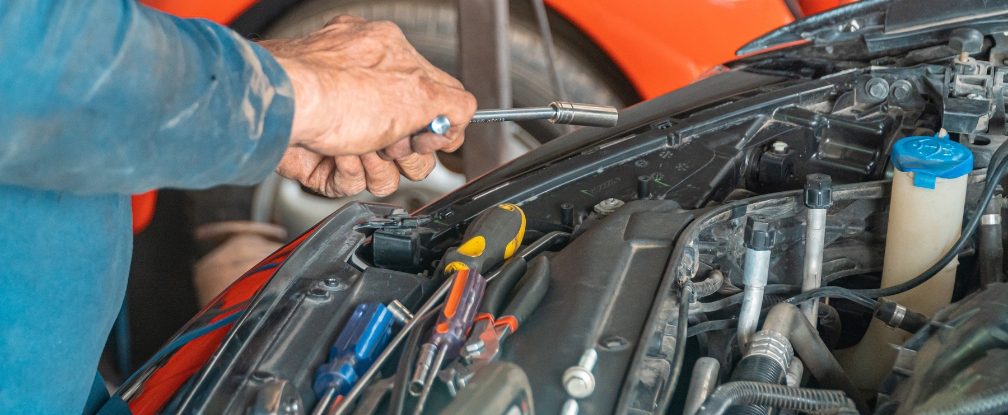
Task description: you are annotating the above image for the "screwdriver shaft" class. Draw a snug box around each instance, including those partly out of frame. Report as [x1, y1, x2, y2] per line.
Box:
[412, 346, 449, 415]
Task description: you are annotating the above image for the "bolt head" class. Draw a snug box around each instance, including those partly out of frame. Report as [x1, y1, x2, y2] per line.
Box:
[866, 78, 890, 100]
[891, 80, 914, 101]
[562, 367, 596, 398]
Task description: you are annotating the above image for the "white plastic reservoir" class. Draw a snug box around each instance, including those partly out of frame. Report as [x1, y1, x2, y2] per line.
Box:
[835, 134, 973, 393]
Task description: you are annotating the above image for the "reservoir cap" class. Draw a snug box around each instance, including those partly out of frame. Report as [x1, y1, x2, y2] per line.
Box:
[891, 135, 973, 189]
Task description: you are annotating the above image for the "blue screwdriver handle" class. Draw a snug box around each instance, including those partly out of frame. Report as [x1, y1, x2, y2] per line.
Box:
[313, 302, 395, 398]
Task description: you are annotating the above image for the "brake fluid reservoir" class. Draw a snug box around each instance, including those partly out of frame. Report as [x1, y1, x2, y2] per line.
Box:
[835, 134, 972, 393]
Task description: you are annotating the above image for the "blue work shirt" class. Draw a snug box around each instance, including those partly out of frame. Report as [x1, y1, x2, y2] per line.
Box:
[0, 1, 294, 413]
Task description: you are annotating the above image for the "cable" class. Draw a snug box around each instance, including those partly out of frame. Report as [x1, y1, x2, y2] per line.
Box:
[688, 318, 737, 338]
[785, 286, 876, 309]
[693, 284, 796, 313]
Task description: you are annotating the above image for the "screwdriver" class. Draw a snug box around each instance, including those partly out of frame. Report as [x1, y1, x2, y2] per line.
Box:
[426, 101, 618, 135]
[311, 302, 405, 415]
[440, 203, 527, 277]
[409, 267, 487, 415]
[410, 204, 526, 412]
[441, 255, 551, 395]
[327, 204, 526, 415]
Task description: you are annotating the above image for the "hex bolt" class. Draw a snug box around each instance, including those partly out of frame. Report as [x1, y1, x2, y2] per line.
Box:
[560, 399, 579, 415]
[563, 349, 598, 398]
[593, 198, 625, 215]
[866, 78, 890, 100]
[891, 80, 914, 102]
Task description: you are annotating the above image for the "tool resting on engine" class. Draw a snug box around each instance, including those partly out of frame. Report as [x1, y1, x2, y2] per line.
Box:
[311, 302, 401, 415]
[408, 203, 527, 414]
[409, 267, 486, 415]
[440, 255, 551, 396]
[425, 101, 618, 135]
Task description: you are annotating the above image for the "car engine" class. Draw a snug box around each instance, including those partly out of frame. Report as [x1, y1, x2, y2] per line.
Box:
[114, 1, 1008, 414]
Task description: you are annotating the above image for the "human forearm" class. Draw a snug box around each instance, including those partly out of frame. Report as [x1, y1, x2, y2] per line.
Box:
[0, 1, 294, 194]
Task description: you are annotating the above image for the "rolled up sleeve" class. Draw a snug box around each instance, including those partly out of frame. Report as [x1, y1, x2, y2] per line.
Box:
[0, 0, 294, 194]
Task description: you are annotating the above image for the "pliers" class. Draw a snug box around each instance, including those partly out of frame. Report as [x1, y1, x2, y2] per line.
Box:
[438, 255, 551, 396]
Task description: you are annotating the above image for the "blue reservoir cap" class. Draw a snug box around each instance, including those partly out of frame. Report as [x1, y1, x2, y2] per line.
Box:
[891, 135, 973, 189]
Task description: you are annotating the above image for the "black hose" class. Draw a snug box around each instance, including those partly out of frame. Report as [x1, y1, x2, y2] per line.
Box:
[785, 286, 876, 310]
[695, 382, 857, 415]
[979, 194, 1003, 286]
[688, 318, 737, 338]
[693, 285, 797, 313]
[762, 303, 869, 414]
[693, 269, 725, 299]
[915, 383, 1008, 415]
[656, 281, 694, 412]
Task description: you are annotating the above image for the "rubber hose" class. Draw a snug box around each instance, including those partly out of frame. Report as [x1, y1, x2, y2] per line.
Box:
[979, 195, 1003, 286]
[727, 355, 788, 415]
[761, 303, 869, 414]
[693, 269, 725, 299]
[696, 382, 856, 415]
[916, 384, 1008, 415]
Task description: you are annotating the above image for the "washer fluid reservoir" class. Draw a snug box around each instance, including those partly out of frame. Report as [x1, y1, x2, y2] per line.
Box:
[835, 134, 973, 394]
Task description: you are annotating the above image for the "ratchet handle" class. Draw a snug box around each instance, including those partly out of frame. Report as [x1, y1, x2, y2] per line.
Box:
[426, 101, 618, 133]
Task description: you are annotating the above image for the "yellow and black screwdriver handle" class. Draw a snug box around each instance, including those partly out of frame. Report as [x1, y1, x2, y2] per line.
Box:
[442, 204, 526, 276]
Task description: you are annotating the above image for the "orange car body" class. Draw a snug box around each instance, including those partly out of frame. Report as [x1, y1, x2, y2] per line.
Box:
[141, 0, 847, 100]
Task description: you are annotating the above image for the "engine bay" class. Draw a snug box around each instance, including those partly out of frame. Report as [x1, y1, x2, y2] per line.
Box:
[119, 2, 1008, 414]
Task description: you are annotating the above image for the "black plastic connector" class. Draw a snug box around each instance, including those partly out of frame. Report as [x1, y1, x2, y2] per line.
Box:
[804, 174, 833, 209]
[874, 298, 930, 334]
[745, 216, 775, 251]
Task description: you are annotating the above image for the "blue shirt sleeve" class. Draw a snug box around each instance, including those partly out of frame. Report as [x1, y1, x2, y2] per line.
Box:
[0, 1, 295, 194]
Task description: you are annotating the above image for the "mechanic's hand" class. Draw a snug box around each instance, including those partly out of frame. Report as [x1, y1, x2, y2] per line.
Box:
[276, 147, 437, 197]
[259, 15, 476, 196]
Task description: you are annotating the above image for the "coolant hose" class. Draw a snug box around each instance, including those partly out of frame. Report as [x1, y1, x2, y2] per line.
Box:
[693, 269, 725, 299]
[761, 303, 869, 415]
[696, 381, 857, 415]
